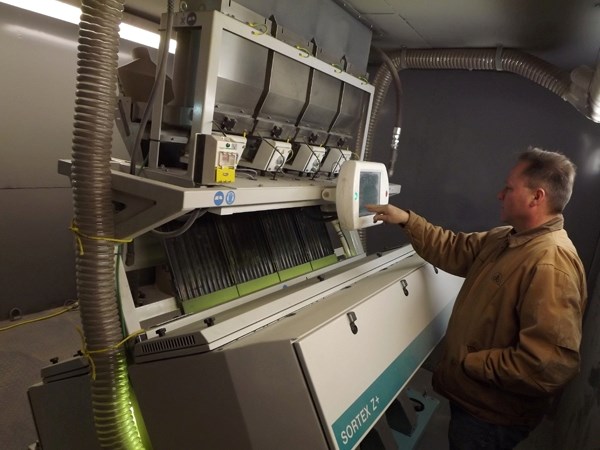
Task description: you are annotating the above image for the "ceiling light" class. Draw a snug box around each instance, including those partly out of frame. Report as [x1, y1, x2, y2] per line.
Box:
[1, 0, 176, 53]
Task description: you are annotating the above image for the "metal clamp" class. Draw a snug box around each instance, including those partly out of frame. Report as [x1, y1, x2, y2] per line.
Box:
[295, 45, 310, 58]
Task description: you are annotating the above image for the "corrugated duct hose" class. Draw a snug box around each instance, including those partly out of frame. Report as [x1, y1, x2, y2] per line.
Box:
[70, 0, 144, 448]
[364, 47, 572, 172]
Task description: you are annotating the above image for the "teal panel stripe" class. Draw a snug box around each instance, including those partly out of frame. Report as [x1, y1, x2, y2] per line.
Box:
[331, 301, 453, 450]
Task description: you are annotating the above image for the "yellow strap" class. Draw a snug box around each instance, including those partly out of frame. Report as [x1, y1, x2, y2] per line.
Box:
[69, 221, 132, 255]
[76, 327, 146, 380]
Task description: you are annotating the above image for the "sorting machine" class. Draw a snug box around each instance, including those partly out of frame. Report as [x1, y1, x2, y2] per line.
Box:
[28, 2, 463, 449]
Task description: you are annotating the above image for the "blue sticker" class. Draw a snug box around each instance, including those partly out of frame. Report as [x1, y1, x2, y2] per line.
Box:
[225, 191, 236, 205]
[214, 191, 224, 206]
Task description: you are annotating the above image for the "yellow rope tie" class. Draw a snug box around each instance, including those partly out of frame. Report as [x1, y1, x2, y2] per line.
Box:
[69, 221, 132, 255]
[76, 327, 146, 380]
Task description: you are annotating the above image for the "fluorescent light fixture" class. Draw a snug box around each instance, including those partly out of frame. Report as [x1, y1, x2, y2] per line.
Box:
[1, 0, 176, 53]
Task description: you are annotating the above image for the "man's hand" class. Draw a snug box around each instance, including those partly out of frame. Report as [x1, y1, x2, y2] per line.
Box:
[366, 204, 410, 225]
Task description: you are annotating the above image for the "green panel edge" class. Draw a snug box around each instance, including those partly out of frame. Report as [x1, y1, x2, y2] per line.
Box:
[181, 286, 239, 314]
[310, 254, 339, 270]
[279, 262, 313, 282]
[237, 272, 281, 296]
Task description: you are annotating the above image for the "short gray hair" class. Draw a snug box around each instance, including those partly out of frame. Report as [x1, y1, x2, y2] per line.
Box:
[518, 147, 576, 213]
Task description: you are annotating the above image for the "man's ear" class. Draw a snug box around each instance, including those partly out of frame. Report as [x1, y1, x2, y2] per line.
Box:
[530, 188, 546, 206]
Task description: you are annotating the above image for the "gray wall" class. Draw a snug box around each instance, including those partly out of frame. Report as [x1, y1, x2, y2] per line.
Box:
[366, 69, 600, 450]
[0, 4, 142, 318]
[366, 70, 600, 291]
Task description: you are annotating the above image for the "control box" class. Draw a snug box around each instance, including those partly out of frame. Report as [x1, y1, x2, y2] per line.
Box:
[319, 148, 352, 175]
[285, 143, 326, 174]
[239, 138, 293, 172]
[195, 133, 246, 184]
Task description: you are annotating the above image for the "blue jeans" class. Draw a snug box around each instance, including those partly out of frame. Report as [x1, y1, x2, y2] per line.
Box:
[448, 403, 532, 450]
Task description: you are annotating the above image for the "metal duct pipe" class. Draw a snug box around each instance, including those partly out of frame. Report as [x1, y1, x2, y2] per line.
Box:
[587, 56, 600, 122]
[71, 0, 143, 448]
[373, 47, 403, 178]
[365, 47, 574, 168]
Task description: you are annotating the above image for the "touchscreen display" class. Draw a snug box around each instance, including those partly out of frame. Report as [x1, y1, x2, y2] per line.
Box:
[358, 171, 380, 216]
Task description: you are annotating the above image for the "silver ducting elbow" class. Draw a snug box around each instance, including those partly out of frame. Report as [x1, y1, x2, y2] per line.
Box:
[388, 126, 401, 177]
[391, 126, 401, 151]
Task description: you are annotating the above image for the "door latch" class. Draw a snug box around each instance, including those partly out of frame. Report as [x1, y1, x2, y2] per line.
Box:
[400, 279, 409, 296]
[347, 311, 358, 335]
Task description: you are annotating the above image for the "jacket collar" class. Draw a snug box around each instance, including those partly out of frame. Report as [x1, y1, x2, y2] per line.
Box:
[506, 215, 564, 248]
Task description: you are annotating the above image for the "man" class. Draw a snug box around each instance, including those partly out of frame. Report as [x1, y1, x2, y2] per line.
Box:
[367, 147, 587, 450]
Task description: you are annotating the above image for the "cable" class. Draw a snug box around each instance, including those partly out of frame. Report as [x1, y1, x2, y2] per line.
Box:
[332, 220, 351, 257]
[0, 302, 79, 332]
[235, 170, 257, 180]
[236, 167, 258, 178]
[211, 120, 228, 137]
[129, 3, 175, 175]
[151, 208, 207, 238]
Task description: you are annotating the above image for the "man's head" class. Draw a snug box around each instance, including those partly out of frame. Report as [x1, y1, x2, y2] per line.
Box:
[498, 147, 576, 231]
[518, 147, 576, 214]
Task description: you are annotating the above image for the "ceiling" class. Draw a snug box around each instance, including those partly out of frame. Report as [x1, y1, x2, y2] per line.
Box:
[122, 0, 600, 70]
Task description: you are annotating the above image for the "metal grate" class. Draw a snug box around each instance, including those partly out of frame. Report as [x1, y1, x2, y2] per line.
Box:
[135, 333, 200, 357]
[160, 207, 335, 304]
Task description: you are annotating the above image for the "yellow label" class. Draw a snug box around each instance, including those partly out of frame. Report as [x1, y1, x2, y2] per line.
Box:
[216, 167, 235, 183]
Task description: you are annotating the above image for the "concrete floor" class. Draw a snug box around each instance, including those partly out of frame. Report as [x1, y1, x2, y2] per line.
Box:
[0, 305, 82, 450]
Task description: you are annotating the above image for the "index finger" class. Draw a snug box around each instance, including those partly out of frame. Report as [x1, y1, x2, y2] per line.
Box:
[365, 204, 384, 213]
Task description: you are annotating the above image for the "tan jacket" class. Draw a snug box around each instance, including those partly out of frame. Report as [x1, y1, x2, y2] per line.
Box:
[404, 212, 587, 427]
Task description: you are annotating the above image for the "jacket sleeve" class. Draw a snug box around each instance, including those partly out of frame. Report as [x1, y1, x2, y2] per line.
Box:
[403, 211, 488, 278]
[462, 263, 585, 396]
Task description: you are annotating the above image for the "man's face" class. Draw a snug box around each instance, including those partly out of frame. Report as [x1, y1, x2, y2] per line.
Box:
[497, 161, 536, 229]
